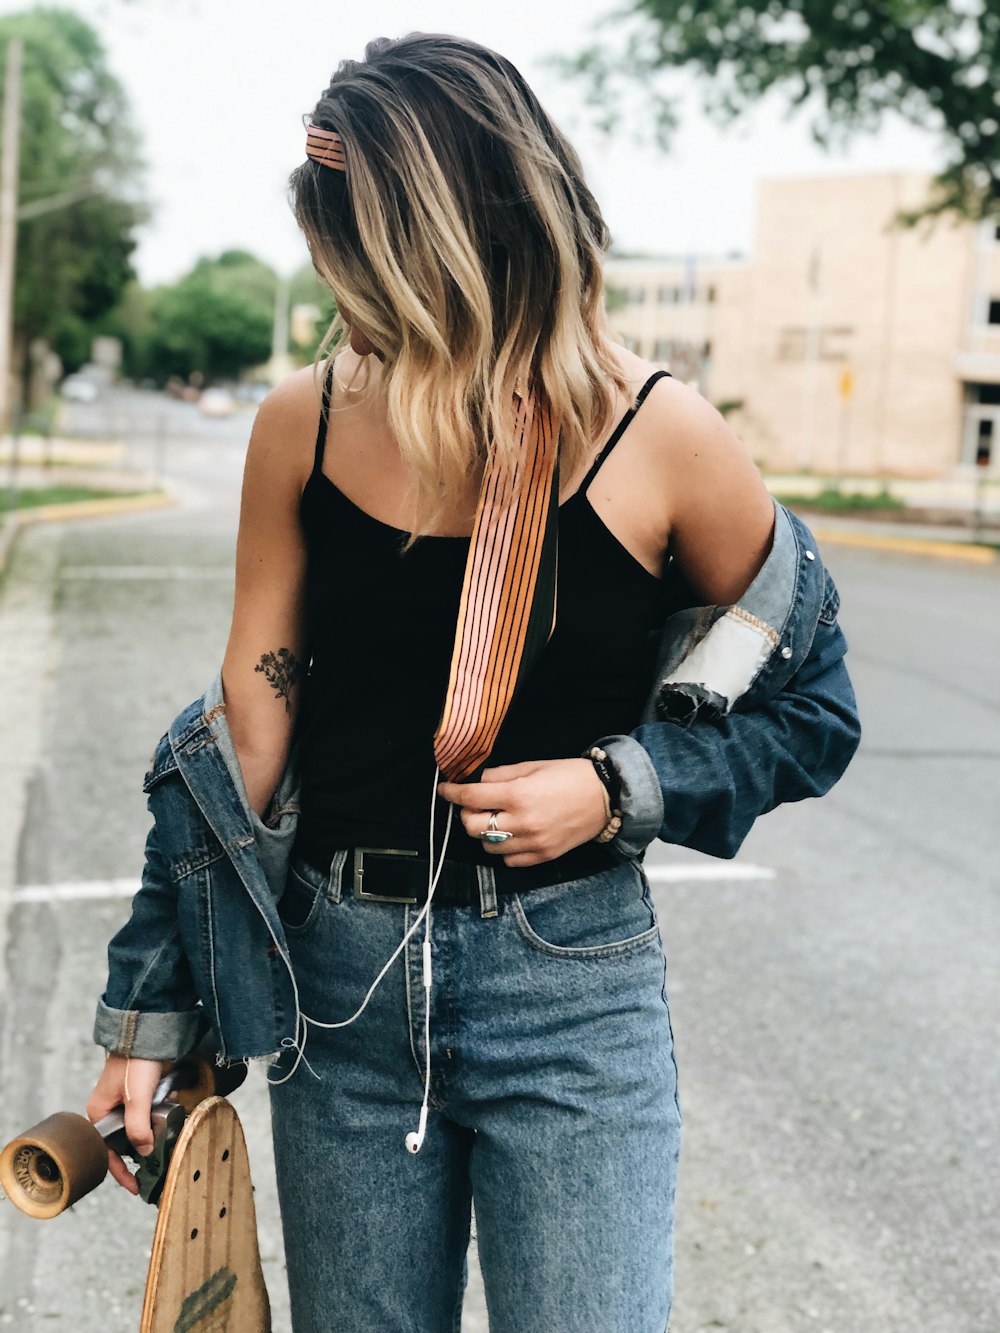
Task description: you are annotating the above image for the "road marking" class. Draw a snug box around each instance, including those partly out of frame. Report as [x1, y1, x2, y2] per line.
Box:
[7, 864, 777, 904]
[10, 879, 137, 904]
[644, 862, 775, 882]
[61, 566, 231, 580]
[811, 527, 998, 564]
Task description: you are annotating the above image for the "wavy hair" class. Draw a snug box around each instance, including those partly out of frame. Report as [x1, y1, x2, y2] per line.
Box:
[290, 32, 628, 538]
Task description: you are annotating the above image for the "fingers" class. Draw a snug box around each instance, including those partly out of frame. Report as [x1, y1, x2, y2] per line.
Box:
[107, 1148, 140, 1195]
[437, 779, 516, 811]
[122, 1060, 164, 1158]
[87, 1054, 164, 1192]
[479, 762, 542, 782]
[441, 758, 602, 864]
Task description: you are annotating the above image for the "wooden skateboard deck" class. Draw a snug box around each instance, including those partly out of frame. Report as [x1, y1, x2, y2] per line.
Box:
[140, 1095, 270, 1333]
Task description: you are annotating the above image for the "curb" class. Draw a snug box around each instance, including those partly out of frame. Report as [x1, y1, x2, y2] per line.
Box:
[0, 491, 175, 579]
[811, 526, 998, 564]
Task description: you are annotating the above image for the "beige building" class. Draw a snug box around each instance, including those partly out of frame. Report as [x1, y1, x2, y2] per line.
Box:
[605, 170, 1000, 478]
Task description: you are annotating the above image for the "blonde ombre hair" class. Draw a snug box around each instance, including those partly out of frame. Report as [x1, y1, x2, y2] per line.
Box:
[290, 32, 628, 537]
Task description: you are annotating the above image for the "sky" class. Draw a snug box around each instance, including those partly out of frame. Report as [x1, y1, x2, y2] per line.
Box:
[5, 0, 949, 285]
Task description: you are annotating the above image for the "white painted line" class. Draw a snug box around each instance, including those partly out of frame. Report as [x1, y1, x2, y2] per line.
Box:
[644, 862, 776, 883]
[7, 865, 777, 904]
[11, 879, 137, 904]
[61, 566, 230, 580]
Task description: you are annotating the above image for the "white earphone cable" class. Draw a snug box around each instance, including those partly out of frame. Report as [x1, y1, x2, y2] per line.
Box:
[270, 765, 453, 1143]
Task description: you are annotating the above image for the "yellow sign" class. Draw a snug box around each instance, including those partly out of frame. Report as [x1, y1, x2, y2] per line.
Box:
[838, 366, 854, 400]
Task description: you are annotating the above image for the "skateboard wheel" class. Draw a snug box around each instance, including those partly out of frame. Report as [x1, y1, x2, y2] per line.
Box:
[0, 1112, 108, 1219]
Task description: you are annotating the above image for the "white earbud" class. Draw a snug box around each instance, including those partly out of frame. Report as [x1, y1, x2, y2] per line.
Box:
[406, 1101, 429, 1154]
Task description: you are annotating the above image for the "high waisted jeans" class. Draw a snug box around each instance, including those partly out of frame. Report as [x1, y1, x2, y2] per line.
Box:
[267, 851, 683, 1333]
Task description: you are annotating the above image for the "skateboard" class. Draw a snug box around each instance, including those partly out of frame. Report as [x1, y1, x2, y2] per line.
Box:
[0, 1044, 271, 1332]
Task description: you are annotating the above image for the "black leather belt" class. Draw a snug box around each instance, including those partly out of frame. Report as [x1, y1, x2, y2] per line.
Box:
[321, 842, 617, 908]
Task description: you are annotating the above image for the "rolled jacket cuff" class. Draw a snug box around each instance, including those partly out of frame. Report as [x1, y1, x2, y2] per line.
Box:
[93, 997, 206, 1061]
[592, 734, 664, 860]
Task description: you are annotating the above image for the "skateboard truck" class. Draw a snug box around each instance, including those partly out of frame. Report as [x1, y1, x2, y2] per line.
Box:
[0, 1044, 247, 1219]
[97, 1075, 192, 1206]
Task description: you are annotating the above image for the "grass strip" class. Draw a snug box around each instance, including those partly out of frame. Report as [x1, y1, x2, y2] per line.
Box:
[0, 485, 149, 512]
[773, 487, 905, 514]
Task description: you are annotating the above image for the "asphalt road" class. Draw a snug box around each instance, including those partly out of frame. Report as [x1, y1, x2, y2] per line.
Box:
[0, 397, 998, 1332]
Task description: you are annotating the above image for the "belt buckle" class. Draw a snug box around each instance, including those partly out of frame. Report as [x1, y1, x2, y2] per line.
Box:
[353, 847, 420, 904]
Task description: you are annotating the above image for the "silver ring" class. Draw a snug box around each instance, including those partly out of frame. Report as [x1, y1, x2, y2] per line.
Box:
[480, 810, 513, 845]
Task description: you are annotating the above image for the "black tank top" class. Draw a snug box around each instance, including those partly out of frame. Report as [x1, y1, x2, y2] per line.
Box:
[293, 368, 672, 870]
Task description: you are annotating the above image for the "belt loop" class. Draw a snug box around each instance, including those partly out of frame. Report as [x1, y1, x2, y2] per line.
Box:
[477, 863, 498, 919]
[328, 848, 348, 903]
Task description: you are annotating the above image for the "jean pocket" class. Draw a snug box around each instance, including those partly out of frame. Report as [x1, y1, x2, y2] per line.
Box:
[277, 857, 333, 938]
[511, 862, 660, 960]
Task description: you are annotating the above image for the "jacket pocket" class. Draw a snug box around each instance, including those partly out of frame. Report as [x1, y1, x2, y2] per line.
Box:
[276, 857, 332, 938]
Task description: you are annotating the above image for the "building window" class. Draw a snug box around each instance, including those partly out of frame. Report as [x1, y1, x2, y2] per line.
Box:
[970, 382, 1000, 404]
[702, 340, 712, 360]
[652, 339, 672, 362]
[976, 419, 994, 467]
[657, 285, 674, 305]
[706, 284, 717, 303]
[626, 286, 647, 306]
[989, 298, 1000, 324]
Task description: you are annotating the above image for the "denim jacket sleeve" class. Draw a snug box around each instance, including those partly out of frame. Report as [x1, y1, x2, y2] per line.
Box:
[594, 502, 861, 861]
[92, 735, 210, 1061]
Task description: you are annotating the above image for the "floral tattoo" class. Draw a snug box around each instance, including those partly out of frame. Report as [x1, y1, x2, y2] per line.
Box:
[254, 647, 302, 713]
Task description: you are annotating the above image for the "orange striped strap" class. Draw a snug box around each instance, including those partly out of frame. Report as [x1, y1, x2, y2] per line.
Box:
[305, 122, 560, 782]
[433, 388, 559, 781]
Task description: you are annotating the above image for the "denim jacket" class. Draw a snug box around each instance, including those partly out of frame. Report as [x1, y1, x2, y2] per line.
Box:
[93, 501, 860, 1064]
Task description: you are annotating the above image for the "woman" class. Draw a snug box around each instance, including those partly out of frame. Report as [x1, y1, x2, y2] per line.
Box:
[87, 32, 860, 1333]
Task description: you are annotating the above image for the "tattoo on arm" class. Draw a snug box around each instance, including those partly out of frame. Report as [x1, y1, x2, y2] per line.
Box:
[254, 647, 302, 714]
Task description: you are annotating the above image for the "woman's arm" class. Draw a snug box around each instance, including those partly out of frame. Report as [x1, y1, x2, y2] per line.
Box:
[651, 375, 776, 603]
[221, 368, 321, 817]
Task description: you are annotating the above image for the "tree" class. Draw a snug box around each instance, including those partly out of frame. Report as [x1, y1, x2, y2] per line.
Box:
[113, 253, 275, 384]
[0, 8, 147, 394]
[288, 260, 336, 361]
[558, 0, 1000, 230]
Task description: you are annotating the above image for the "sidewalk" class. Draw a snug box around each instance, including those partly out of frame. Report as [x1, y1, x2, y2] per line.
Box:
[804, 513, 999, 563]
[765, 474, 1000, 562]
[0, 430, 172, 578]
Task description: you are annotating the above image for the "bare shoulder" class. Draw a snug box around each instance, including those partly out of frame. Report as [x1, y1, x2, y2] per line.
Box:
[603, 338, 762, 497]
[247, 361, 330, 480]
[604, 338, 774, 602]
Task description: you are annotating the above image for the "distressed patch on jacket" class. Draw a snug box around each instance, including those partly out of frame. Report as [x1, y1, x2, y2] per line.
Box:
[658, 605, 778, 720]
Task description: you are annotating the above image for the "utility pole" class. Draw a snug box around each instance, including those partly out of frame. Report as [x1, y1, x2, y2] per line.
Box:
[0, 37, 23, 436]
[798, 244, 823, 473]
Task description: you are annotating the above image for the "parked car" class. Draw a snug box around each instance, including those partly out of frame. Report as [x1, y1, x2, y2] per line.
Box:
[61, 375, 99, 403]
[198, 387, 237, 417]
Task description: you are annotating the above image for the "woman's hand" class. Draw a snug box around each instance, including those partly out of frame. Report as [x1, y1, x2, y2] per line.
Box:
[86, 1054, 165, 1195]
[438, 759, 608, 866]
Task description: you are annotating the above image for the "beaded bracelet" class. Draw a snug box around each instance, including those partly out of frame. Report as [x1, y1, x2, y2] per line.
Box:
[583, 745, 623, 844]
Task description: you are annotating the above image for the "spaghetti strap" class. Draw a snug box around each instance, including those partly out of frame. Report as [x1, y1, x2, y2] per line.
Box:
[312, 362, 335, 475]
[579, 369, 673, 493]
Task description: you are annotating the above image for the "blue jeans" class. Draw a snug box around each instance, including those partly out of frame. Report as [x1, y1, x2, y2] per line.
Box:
[268, 852, 682, 1333]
